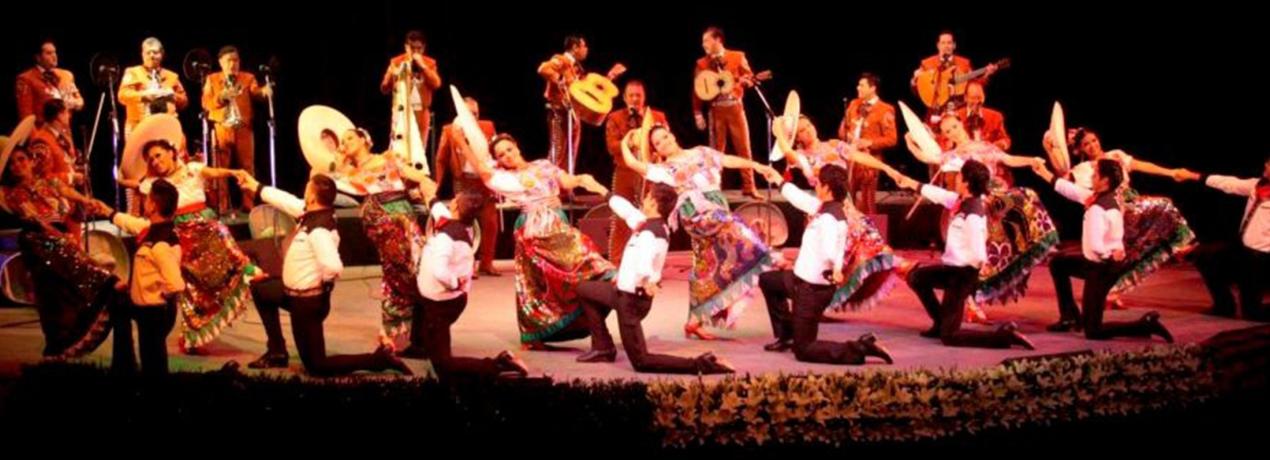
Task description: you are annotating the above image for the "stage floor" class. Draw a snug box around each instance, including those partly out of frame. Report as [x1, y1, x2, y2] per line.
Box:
[0, 249, 1258, 381]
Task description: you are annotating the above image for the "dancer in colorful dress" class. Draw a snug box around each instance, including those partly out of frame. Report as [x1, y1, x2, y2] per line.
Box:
[1042, 126, 1198, 308]
[451, 87, 615, 349]
[904, 116, 1059, 307]
[772, 115, 900, 315]
[0, 118, 117, 358]
[122, 115, 258, 353]
[617, 122, 778, 339]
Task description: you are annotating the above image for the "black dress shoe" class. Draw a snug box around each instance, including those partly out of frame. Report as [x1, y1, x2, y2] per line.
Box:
[857, 333, 894, 364]
[495, 351, 530, 377]
[1141, 311, 1174, 343]
[1046, 319, 1081, 333]
[247, 351, 289, 369]
[220, 360, 242, 374]
[695, 352, 735, 374]
[397, 345, 429, 359]
[999, 322, 1036, 350]
[920, 327, 941, 339]
[763, 339, 793, 352]
[576, 349, 617, 363]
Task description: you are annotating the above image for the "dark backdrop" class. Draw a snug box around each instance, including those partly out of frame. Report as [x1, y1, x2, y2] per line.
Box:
[4, 3, 1265, 241]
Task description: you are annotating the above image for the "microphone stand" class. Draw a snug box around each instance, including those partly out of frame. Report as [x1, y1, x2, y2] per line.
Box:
[83, 80, 113, 247]
[747, 77, 780, 246]
[261, 66, 278, 186]
[102, 69, 123, 229]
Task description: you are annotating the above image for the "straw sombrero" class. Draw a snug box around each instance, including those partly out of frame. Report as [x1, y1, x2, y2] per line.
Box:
[121, 114, 185, 182]
[0, 116, 38, 178]
[0, 116, 38, 214]
[298, 105, 354, 175]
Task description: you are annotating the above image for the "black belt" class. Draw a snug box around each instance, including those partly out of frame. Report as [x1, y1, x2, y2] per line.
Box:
[284, 283, 332, 298]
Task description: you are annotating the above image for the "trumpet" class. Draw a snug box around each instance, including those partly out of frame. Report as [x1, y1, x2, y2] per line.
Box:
[221, 73, 245, 128]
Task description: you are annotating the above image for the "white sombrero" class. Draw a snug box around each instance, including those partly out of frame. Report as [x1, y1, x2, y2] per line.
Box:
[121, 114, 185, 182]
[298, 105, 355, 175]
[0, 116, 37, 178]
[0, 116, 37, 214]
[768, 90, 801, 162]
[1048, 101, 1071, 176]
[898, 101, 942, 165]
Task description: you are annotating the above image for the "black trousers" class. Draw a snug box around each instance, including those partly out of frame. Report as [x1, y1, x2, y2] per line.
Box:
[759, 270, 867, 364]
[1193, 241, 1269, 320]
[111, 298, 177, 377]
[251, 278, 288, 355]
[760, 271, 797, 342]
[1049, 250, 1154, 340]
[577, 280, 703, 373]
[417, 294, 502, 378]
[907, 264, 1013, 348]
[255, 287, 393, 376]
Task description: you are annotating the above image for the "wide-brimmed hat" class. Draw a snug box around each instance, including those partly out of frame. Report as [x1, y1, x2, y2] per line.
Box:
[298, 105, 355, 175]
[121, 114, 184, 182]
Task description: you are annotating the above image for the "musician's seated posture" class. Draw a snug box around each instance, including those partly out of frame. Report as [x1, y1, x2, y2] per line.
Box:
[954, 82, 1010, 151]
